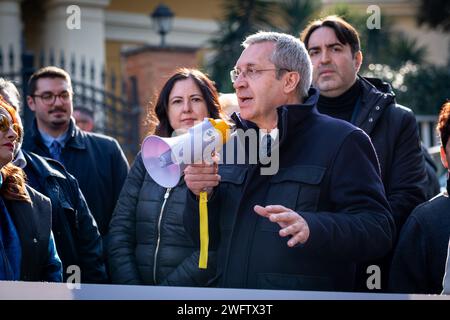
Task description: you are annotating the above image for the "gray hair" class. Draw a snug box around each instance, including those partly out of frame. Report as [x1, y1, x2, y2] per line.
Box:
[0, 77, 20, 111]
[243, 31, 312, 100]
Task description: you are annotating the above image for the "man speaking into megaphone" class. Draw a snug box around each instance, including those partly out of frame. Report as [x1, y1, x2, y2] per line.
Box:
[183, 31, 395, 291]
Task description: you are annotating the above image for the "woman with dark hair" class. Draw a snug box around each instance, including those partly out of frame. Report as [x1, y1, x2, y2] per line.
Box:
[0, 92, 62, 282]
[108, 68, 222, 285]
[148, 68, 223, 137]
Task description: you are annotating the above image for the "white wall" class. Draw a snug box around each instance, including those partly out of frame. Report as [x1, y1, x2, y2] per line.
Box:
[42, 0, 110, 83]
[0, 0, 22, 73]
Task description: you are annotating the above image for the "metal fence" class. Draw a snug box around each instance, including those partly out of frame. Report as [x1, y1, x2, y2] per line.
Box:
[0, 44, 442, 160]
[0, 45, 141, 161]
[416, 115, 439, 149]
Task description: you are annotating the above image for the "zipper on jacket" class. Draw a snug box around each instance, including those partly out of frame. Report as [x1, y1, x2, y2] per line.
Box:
[153, 187, 171, 284]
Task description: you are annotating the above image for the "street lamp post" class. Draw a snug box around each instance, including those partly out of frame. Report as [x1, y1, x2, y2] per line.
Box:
[151, 4, 174, 47]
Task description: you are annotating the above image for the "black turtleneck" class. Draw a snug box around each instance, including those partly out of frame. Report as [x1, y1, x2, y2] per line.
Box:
[317, 79, 362, 123]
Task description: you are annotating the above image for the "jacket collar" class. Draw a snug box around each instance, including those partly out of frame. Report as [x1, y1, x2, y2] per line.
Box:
[22, 150, 66, 180]
[65, 118, 87, 149]
[231, 87, 319, 131]
[231, 87, 319, 147]
[276, 87, 319, 144]
[29, 118, 86, 150]
[353, 76, 396, 134]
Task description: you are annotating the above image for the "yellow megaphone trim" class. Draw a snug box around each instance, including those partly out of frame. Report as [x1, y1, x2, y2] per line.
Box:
[198, 191, 209, 269]
[198, 118, 232, 269]
[208, 118, 232, 144]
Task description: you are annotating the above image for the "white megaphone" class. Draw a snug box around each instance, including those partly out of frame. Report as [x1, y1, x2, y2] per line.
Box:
[141, 118, 233, 188]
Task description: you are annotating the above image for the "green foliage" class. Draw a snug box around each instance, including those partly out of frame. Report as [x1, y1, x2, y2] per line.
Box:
[363, 62, 450, 115]
[417, 0, 450, 31]
[208, 0, 318, 92]
[324, 4, 427, 71]
[397, 64, 450, 115]
[276, 0, 321, 37]
[331, 4, 446, 115]
[386, 35, 427, 69]
[323, 4, 445, 115]
[208, 0, 446, 115]
[208, 0, 277, 92]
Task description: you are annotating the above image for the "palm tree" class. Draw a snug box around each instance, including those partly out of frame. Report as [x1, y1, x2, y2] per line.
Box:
[208, 0, 320, 92]
[276, 0, 321, 37]
[325, 4, 426, 71]
[418, 0, 450, 31]
[387, 34, 427, 69]
[208, 0, 276, 92]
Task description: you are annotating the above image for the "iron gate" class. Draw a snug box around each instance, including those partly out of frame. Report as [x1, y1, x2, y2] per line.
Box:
[0, 46, 141, 161]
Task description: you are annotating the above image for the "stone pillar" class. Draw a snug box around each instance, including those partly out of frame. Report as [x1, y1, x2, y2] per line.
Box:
[0, 0, 22, 73]
[123, 45, 199, 141]
[42, 0, 110, 83]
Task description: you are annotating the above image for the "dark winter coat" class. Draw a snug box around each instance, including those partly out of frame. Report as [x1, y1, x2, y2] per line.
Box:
[389, 191, 450, 294]
[184, 88, 395, 291]
[22, 150, 107, 283]
[6, 186, 62, 281]
[345, 77, 430, 292]
[349, 77, 428, 229]
[108, 153, 216, 286]
[23, 119, 129, 236]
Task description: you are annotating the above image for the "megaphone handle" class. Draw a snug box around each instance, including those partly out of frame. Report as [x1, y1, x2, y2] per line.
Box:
[198, 191, 209, 269]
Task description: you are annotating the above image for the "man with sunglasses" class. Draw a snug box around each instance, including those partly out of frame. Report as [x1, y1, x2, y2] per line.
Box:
[183, 31, 395, 291]
[22, 67, 129, 262]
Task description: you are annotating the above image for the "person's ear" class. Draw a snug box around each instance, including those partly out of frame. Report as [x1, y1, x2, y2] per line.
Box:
[26, 95, 36, 111]
[354, 51, 363, 73]
[283, 71, 300, 95]
[440, 145, 449, 169]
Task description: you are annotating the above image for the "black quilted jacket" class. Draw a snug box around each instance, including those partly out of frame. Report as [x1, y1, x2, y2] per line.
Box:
[108, 153, 216, 286]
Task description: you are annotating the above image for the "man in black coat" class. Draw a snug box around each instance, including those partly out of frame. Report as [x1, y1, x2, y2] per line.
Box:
[183, 31, 395, 291]
[301, 15, 429, 232]
[22, 66, 129, 237]
[20, 150, 107, 283]
[1, 78, 107, 283]
[301, 16, 430, 291]
[389, 101, 450, 294]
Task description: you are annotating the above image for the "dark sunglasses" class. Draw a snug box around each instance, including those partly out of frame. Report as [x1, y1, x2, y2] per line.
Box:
[0, 113, 23, 142]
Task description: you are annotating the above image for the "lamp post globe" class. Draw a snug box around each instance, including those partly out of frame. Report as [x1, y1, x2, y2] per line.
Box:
[151, 4, 174, 47]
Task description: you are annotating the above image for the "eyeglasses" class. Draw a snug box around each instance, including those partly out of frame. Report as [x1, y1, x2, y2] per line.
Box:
[32, 91, 71, 105]
[230, 67, 289, 83]
[0, 114, 22, 142]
